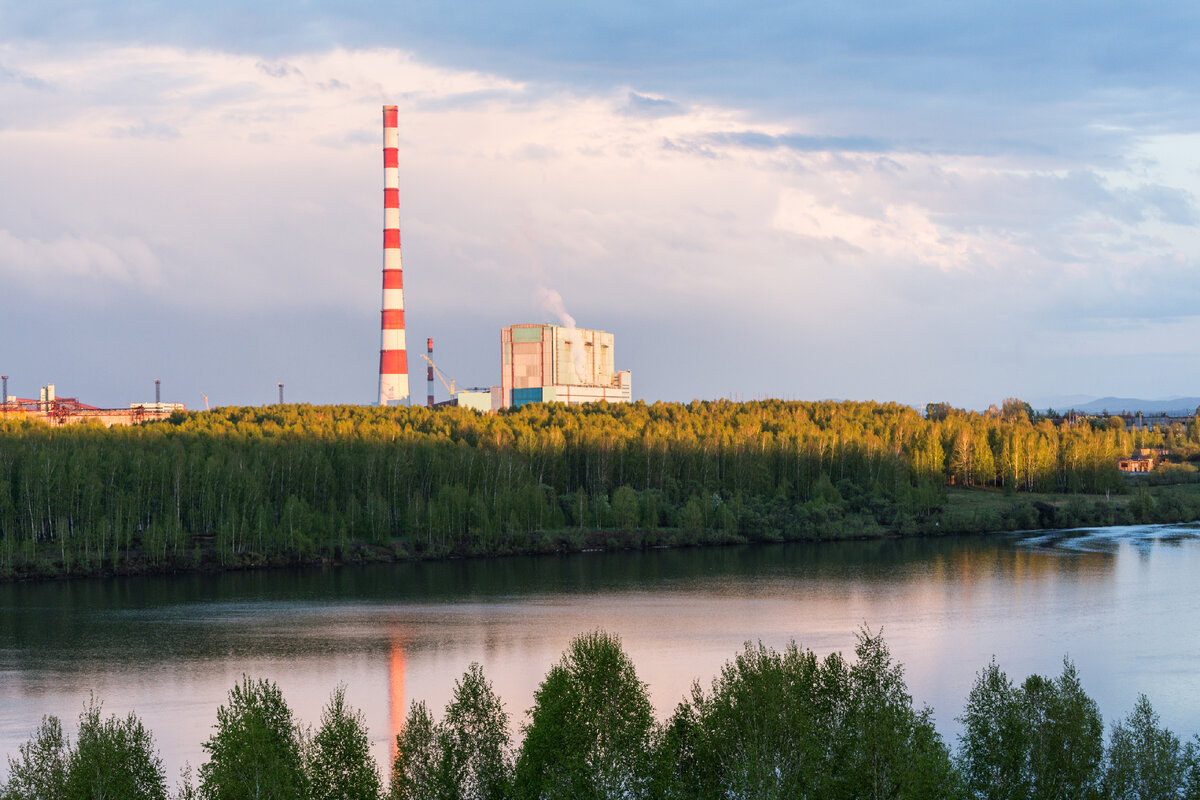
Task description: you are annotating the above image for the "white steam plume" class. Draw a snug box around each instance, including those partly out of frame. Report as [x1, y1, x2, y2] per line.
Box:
[536, 287, 589, 383]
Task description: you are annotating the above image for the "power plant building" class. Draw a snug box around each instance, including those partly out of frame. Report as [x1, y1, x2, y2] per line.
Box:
[500, 324, 631, 409]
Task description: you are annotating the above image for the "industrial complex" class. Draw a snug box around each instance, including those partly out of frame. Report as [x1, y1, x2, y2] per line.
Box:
[3, 103, 631, 421]
[375, 105, 632, 414]
[0, 378, 183, 427]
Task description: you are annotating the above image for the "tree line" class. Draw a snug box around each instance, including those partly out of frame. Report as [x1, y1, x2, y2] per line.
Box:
[2, 400, 1200, 578]
[4, 629, 1199, 799]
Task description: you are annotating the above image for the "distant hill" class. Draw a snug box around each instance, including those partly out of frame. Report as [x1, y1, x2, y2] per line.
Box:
[1045, 397, 1200, 416]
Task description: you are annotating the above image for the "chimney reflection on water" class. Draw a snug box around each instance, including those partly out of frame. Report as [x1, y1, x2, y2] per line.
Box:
[389, 636, 405, 764]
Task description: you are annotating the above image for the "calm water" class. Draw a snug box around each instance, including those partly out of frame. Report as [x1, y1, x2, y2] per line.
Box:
[2, 525, 1199, 779]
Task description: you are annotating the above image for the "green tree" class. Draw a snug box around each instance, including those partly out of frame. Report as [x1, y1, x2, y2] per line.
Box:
[390, 664, 512, 800]
[679, 497, 705, 534]
[1022, 660, 1103, 800]
[199, 677, 307, 800]
[1001, 399, 1033, 424]
[515, 631, 655, 800]
[62, 698, 168, 800]
[0, 398, 1174, 577]
[306, 686, 381, 800]
[926, 402, 953, 422]
[973, 436, 996, 487]
[1184, 737, 1200, 800]
[1, 715, 69, 800]
[440, 663, 513, 800]
[390, 702, 439, 800]
[957, 660, 1030, 800]
[1104, 694, 1184, 800]
[660, 641, 843, 799]
[660, 631, 959, 800]
[611, 486, 639, 530]
[176, 764, 201, 800]
[840, 628, 960, 800]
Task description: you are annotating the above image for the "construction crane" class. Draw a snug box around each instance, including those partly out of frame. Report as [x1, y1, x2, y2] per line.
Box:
[417, 353, 460, 405]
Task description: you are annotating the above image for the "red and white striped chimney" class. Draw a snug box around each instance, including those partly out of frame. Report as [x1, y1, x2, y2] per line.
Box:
[379, 105, 409, 405]
[427, 337, 435, 408]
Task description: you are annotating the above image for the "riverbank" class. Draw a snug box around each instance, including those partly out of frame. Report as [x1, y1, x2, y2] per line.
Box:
[3, 401, 1198, 582]
[4, 481, 1197, 582]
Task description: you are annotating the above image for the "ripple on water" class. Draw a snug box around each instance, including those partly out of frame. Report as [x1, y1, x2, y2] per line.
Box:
[1015, 523, 1200, 554]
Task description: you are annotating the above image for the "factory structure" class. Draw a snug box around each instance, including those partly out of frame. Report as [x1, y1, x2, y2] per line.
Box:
[377, 105, 632, 414]
[6, 103, 631, 419]
[416, 323, 632, 413]
[500, 324, 631, 409]
[0, 379, 184, 427]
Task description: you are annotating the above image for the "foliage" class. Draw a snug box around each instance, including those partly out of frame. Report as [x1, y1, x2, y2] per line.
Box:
[1104, 695, 1186, 800]
[1023, 661, 1104, 800]
[63, 698, 168, 800]
[2, 398, 1182, 579]
[307, 686, 381, 800]
[391, 664, 512, 800]
[958, 661, 1030, 800]
[0, 702, 167, 800]
[958, 658, 1103, 800]
[515, 631, 655, 800]
[440, 664, 513, 800]
[661, 630, 959, 799]
[8, 633, 1200, 800]
[660, 641, 839, 799]
[1, 716, 68, 800]
[841, 629, 961, 799]
[198, 676, 307, 800]
[391, 702, 439, 800]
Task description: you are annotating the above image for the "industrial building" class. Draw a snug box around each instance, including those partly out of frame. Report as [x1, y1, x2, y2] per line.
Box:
[374, 105, 632, 414]
[500, 324, 631, 409]
[455, 388, 500, 413]
[0, 383, 183, 427]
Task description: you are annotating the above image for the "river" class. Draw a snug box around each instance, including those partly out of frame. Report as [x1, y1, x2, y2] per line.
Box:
[2, 524, 1198, 780]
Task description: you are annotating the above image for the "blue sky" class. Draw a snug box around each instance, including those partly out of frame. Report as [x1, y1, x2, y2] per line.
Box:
[2, 1, 1199, 409]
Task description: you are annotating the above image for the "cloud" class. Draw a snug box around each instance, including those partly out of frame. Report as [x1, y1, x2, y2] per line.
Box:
[620, 91, 683, 118]
[1129, 183, 1198, 225]
[694, 130, 892, 153]
[0, 229, 162, 288]
[108, 119, 181, 139]
[0, 40, 1199, 408]
[0, 62, 50, 90]
[12, 1, 1200, 163]
[256, 60, 303, 79]
[772, 189, 977, 271]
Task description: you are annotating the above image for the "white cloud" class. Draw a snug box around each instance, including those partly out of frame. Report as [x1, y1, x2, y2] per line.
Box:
[771, 189, 977, 271]
[0, 229, 162, 288]
[0, 41, 1198, 406]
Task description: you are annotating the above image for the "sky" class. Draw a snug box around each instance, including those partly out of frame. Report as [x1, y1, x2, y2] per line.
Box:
[3, 1, 1200, 410]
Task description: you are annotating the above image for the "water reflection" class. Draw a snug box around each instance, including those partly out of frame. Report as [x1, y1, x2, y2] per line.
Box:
[389, 637, 405, 762]
[2, 526, 1199, 782]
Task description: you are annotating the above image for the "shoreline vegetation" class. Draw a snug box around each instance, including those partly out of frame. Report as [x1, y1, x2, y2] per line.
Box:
[1, 399, 1199, 582]
[4, 629, 1199, 799]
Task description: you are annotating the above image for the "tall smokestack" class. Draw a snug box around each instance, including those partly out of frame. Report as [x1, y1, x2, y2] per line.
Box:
[378, 105, 409, 405]
[427, 337, 434, 408]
